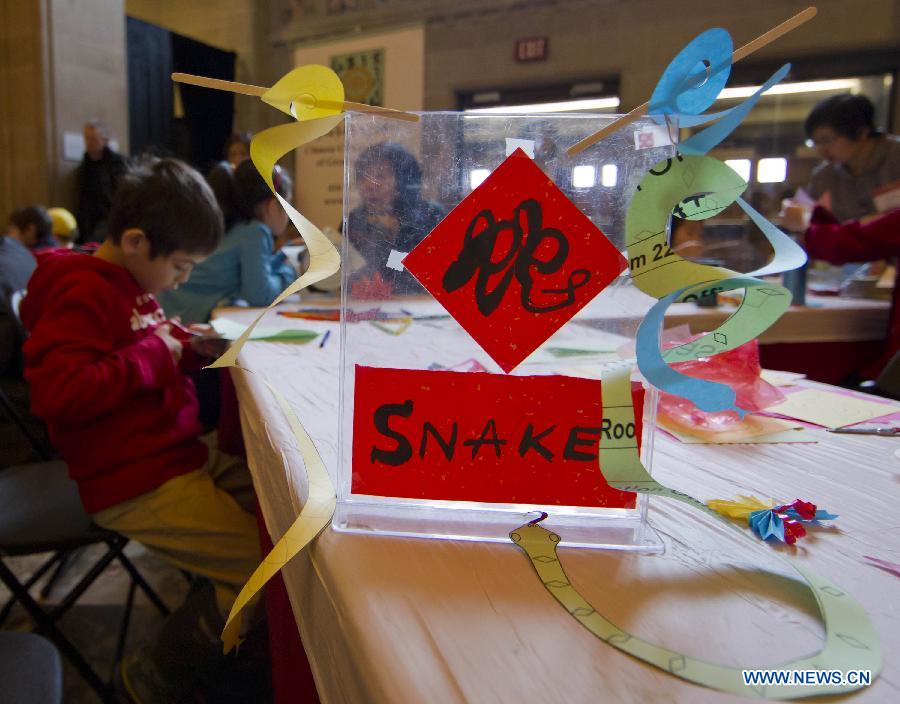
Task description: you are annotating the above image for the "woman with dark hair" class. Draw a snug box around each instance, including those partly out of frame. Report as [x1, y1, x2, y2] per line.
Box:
[782, 95, 900, 282]
[347, 142, 446, 294]
[804, 94, 900, 223]
[207, 132, 253, 230]
[206, 165, 240, 231]
[158, 160, 296, 323]
[223, 132, 251, 168]
[6, 206, 57, 251]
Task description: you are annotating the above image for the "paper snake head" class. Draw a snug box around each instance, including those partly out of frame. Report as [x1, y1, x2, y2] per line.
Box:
[510, 514, 561, 548]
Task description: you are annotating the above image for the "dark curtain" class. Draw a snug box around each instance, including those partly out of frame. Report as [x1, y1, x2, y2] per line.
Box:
[172, 34, 236, 172]
[126, 17, 173, 158]
[126, 18, 235, 170]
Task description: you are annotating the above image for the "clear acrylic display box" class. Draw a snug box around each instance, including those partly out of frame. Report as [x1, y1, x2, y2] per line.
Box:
[334, 111, 675, 550]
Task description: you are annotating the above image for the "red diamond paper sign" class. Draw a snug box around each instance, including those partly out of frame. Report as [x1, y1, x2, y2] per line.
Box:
[403, 148, 627, 372]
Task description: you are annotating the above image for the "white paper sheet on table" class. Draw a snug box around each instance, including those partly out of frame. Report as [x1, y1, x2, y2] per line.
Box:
[766, 388, 900, 428]
[760, 369, 806, 387]
[211, 316, 319, 342]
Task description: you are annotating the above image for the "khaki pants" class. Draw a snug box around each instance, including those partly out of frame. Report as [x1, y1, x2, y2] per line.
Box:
[92, 446, 261, 616]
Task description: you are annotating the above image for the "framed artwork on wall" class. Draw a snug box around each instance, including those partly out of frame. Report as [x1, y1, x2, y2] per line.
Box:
[330, 48, 385, 106]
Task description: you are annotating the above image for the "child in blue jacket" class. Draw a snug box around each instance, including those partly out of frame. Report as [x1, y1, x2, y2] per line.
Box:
[159, 161, 296, 322]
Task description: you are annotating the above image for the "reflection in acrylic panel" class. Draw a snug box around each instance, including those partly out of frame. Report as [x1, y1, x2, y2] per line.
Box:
[330, 48, 384, 106]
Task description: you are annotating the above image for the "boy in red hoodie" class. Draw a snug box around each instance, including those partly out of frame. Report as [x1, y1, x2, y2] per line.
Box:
[21, 158, 263, 701]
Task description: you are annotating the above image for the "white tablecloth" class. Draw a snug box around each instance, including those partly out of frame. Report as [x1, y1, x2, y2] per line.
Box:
[225, 308, 899, 703]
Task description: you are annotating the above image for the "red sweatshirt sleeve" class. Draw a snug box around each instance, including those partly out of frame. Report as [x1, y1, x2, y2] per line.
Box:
[178, 340, 207, 373]
[24, 274, 178, 424]
[805, 206, 900, 265]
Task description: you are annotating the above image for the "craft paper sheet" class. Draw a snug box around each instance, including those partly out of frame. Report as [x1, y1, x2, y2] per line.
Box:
[352, 366, 640, 508]
[765, 388, 900, 428]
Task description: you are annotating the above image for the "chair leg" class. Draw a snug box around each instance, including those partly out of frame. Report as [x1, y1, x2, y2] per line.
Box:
[104, 537, 172, 687]
[112, 539, 171, 617]
[1, 536, 173, 701]
[39, 546, 85, 599]
[0, 550, 64, 626]
[48, 542, 122, 621]
[0, 558, 116, 703]
[111, 576, 137, 684]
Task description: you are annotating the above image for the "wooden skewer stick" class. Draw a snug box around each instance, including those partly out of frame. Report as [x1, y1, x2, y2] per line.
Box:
[566, 6, 818, 156]
[171, 72, 420, 123]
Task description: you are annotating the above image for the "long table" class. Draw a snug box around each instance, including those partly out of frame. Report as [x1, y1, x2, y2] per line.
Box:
[669, 295, 891, 383]
[665, 294, 889, 345]
[223, 306, 899, 703]
[582, 290, 891, 384]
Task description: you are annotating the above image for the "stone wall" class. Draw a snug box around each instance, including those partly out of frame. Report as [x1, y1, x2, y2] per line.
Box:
[0, 0, 128, 218]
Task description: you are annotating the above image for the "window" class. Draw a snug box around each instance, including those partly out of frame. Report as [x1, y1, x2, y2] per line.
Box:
[572, 165, 596, 188]
[600, 164, 618, 188]
[465, 97, 620, 114]
[757, 157, 787, 184]
[459, 79, 620, 114]
[724, 159, 752, 182]
[469, 169, 490, 190]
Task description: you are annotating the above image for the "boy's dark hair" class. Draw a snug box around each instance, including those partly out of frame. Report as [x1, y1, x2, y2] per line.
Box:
[107, 158, 223, 257]
[232, 161, 292, 222]
[805, 94, 878, 140]
[8, 206, 55, 248]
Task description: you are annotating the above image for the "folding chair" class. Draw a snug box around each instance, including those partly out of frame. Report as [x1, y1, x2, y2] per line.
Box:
[0, 631, 63, 704]
[0, 386, 171, 703]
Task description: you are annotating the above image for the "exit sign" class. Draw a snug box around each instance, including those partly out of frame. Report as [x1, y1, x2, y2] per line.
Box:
[515, 36, 548, 62]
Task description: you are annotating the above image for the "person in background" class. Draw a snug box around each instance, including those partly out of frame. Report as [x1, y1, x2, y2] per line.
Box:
[805, 94, 900, 223]
[347, 142, 446, 295]
[804, 206, 900, 380]
[207, 131, 253, 230]
[159, 159, 296, 323]
[20, 158, 267, 701]
[0, 215, 37, 377]
[76, 119, 128, 243]
[47, 207, 79, 248]
[533, 136, 573, 191]
[223, 131, 251, 168]
[6, 206, 57, 251]
[1, 206, 50, 462]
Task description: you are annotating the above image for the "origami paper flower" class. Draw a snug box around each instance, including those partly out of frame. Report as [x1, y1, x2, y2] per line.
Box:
[707, 495, 776, 519]
[781, 519, 807, 545]
[779, 499, 839, 523]
[748, 508, 785, 542]
[779, 499, 816, 520]
[709, 495, 838, 545]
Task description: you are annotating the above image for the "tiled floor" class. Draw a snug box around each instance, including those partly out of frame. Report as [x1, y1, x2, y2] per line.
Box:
[0, 541, 189, 703]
